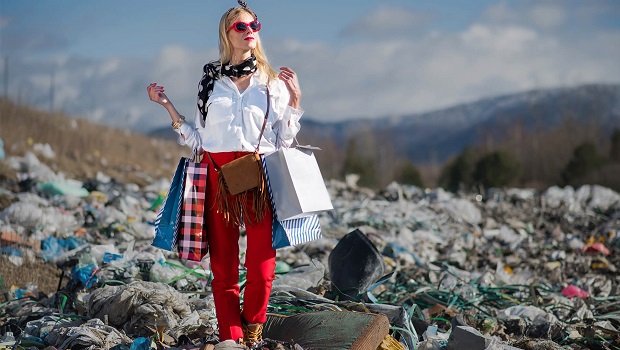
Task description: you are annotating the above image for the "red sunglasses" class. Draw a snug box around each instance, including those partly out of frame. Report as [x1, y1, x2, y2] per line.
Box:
[227, 20, 262, 33]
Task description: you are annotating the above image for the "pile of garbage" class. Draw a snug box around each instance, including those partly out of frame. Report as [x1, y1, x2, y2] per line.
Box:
[1, 148, 619, 349]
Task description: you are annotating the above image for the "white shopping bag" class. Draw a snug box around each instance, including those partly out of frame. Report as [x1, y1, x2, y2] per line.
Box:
[263, 145, 333, 220]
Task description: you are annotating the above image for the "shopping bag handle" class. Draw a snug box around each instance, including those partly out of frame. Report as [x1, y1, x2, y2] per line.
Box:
[192, 148, 203, 163]
[280, 137, 321, 151]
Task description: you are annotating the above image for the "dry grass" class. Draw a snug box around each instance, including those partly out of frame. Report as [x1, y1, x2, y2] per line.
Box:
[0, 98, 186, 187]
[0, 100, 189, 294]
[0, 255, 65, 299]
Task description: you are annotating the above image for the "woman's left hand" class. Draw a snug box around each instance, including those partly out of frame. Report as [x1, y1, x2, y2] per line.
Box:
[279, 67, 301, 109]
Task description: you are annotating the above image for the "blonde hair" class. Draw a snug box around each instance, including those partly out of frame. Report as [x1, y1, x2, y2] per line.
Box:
[218, 7, 278, 83]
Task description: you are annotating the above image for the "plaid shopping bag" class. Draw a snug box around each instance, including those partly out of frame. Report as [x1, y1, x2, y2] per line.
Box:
[177, 160, 209, 261]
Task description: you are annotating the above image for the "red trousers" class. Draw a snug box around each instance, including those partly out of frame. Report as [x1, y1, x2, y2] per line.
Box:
[203, 151, 276, 341]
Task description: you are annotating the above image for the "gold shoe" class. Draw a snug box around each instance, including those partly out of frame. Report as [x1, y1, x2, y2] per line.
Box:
[241, 320, 263, 348]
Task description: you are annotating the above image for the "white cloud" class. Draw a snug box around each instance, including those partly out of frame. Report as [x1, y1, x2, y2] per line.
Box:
[98, 59, 120, 76]
[281, 2, 620, 120]
[460, 24, 538, 53]
[340, 6, 430, 38]
[485, 2, 515, 23]
[528, 4, 567, 29]
[4, 1, 620, 130]
[152, 45, 216, 99]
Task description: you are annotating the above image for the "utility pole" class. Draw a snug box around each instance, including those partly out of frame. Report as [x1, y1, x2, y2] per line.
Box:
[0, 57, 4, 135]
[50, 70, 55, 112]
[3, 57, 7, 98]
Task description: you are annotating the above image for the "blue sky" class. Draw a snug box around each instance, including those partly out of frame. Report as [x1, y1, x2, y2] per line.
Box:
[1, 0, 619, 130]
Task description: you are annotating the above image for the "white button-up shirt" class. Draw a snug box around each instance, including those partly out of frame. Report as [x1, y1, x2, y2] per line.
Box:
[176, 72, 303, 154]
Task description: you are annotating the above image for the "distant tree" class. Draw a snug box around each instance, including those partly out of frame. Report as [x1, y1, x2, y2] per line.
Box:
[342, 138, 378, 188]
[611, 128, 620, 163]
[395, 160, 423, 187]
[473, 150, 522, 188]
[561, 142, 607, 185]
[439, 146, 475, 192]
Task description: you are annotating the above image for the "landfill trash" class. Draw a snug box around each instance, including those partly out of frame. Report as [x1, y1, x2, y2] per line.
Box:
[87, 281, 193, 338]
[263, 311, 390, 349]
[328, 228, 387, 301]
[561, 285, 590, 298]
[273, 259, 325, 291]
[445, 326, 488, 350]
[1, 147, 620, 349]
[32, 143, 56, 159]
[583, 242, 611, 255]
[37, 180, 90, 198]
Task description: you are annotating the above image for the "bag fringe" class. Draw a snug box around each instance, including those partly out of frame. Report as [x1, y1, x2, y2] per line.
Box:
[214, 162, 269, 226]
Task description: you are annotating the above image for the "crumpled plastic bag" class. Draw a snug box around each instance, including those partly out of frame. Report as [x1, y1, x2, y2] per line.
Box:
[87, 281, 192, 338]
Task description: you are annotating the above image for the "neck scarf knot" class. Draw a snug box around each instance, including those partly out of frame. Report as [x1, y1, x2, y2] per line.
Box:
[197, 55, 258, 120]
[222, 55, 258, 78]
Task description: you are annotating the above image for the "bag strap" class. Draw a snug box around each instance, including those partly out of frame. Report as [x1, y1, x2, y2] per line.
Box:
[207, 85, 271, 171]
[207, 152, 220, 171]
[255, 86, 270, 153]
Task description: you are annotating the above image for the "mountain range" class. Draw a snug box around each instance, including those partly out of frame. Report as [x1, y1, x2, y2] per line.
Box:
[149, 83, 620, 164]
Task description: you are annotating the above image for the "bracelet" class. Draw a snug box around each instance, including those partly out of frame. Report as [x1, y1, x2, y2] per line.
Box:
[171, 115, 186, 130]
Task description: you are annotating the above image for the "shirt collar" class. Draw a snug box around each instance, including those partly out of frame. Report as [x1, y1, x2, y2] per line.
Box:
[221, 71, 261, 92]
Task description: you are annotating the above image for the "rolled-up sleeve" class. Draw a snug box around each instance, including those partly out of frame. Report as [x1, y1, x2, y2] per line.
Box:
[174, 108, 204, 152]
[270, 79, 303, 147]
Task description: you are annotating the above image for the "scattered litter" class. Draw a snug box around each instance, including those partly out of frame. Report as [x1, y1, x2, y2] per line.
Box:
[1, 149, 619, 349]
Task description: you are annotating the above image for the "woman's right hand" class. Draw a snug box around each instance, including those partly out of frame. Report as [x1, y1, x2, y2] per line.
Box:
[147, 82, 170, 106]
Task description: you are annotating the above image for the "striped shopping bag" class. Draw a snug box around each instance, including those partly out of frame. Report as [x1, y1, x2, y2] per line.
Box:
[272, 214, 322, 249]
[177, 160, 210, 261]
[261, 156, 323, 249]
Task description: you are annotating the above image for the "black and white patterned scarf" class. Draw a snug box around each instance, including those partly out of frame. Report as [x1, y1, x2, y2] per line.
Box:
[197, 55, 258, 120]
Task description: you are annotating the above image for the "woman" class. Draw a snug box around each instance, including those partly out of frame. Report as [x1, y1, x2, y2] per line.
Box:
[146, 2, 303, 348]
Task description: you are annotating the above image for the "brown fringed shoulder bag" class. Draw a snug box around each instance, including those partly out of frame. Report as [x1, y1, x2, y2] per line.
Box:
[207, 87, 271, 224]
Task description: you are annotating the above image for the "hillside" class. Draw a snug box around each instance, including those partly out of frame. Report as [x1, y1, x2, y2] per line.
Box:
[0, 99, 187, 187]
[3, 83, 619, 190]
[148, 84, 620, 166]
[385, 83, 620, 162]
